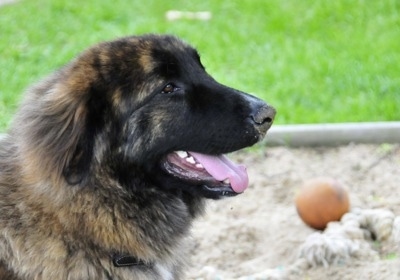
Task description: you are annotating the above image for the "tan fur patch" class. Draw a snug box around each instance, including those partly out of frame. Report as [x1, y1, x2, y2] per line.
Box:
[139, 51, 155, 74]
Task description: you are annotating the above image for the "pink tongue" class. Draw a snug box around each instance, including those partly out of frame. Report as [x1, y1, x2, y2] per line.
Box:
[189, 152, 249, 193]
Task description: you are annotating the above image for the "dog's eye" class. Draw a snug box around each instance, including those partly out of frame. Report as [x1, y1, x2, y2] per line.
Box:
[162, 83, 178, 94]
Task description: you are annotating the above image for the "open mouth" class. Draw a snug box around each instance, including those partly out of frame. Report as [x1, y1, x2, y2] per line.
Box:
[161, 151, 249, 197]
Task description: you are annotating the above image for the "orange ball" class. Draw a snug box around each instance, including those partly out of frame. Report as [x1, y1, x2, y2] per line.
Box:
[295, 177, 350, 230]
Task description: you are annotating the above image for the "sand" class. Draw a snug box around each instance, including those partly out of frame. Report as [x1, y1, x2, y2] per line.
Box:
[187, 144, 400, 280]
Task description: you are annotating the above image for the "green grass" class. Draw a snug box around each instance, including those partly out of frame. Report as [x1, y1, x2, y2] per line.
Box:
[1, 0, 399, 131]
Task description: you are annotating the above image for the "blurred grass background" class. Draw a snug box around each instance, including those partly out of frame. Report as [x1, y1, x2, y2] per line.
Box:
[0, 0, 399, 131]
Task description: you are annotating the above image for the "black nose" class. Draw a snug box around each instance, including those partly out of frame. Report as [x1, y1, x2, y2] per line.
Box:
[250, 104, 276, 126]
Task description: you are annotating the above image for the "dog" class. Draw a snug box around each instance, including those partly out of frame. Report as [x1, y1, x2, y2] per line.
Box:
[0, 34, 275, 279]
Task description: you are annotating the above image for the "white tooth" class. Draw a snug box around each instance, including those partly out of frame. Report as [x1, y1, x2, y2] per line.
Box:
[176, 151, 188, 158]
[195, 163, 204, 169]
[223, 179, 230, 185]
[186, 156, 196, 164]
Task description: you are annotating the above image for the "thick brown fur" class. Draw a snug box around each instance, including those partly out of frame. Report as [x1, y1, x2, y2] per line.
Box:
[0, 34, 275, 279]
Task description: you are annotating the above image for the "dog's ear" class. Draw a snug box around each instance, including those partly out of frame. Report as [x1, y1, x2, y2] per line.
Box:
[15, 62, 105, 186]
[62, 89, 107, 185]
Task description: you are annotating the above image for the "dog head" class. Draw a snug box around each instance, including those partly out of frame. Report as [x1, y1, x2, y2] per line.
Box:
[15, 35, 275, 199]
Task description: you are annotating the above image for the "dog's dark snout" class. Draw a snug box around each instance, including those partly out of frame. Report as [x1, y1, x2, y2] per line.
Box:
[251, 104, 276, 126]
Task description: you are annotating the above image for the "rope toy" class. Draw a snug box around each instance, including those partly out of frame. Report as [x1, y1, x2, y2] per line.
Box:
[191, 208, 400, 280]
